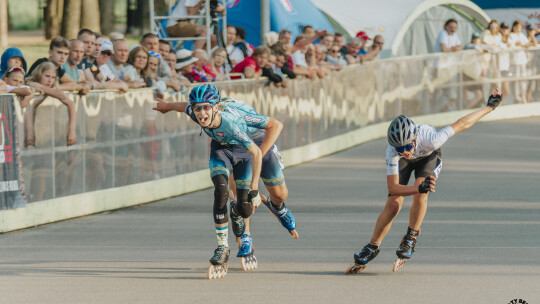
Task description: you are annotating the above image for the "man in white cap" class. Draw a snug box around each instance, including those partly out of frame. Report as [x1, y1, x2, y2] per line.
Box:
[175, 49, 207, 83]
[94, 38, 128, 92]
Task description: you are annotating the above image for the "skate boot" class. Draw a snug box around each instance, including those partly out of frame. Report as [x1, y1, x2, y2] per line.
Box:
[237, 234, 257, 271]
[263, 198, 298, 239]
[393, 227, 419, 272]
[207, 245, 230, 280]
[345, 244, 380, 274]
[229, 200, 245, 237]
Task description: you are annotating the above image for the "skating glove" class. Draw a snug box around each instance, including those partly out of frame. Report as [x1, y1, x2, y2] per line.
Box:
[248, 190, 262, 207]
[487, 93, 502, 110]
[418, 176, 435, 193]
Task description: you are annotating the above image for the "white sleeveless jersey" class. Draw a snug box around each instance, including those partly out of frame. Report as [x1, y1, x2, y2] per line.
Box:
[386, 124, 455, 175]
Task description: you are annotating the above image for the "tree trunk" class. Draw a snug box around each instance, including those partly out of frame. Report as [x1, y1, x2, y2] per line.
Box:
[61, 0, 81, 40]
[45, 0, 64, 39]
[80, 0, 101, 33]
[99, 0, 115, 35]
[0, 0, 8, 48]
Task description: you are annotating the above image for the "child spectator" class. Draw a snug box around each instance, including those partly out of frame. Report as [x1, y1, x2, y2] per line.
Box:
[0, 47, 28, 79]
[3, 67, 36, 108]
[209, 48, 228, 81]
[26, 62, 77, 146]
[123, 46, 149, 88]
[232, 46, 270, 79]
[146, 52, 167, 95]
[175, 49, 207, 83]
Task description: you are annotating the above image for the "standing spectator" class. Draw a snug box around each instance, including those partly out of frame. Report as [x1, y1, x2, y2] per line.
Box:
[302, 25, 316, 38]
[232, 46, 270, 79]
[27, 36, 89, 94]
[320, 33, 335, 49]
[525, 24, 537, 102]
[313, 44, 339, 71]
[509, 20, 529, 103]
[498, 22, 512, 102]
[175, 49, 207, 83]
[273, 48, 296, 79]
[106, 39, 130, 80]
[463, 33, 487, 108]
[434, 19, 462, 53]
[193, 49, 217, 81]
[210, 48, 228, 81]
[158, 39, 172, 58]
[482, 20, 502, 48]
[340, 37, 363, 65]
[368, 35, 385, 60]
[224, 25, 241, 67]
[233, 27, 255, 61]
[63, 40, 90, 84]
[0, 47, 27, 79]
[166, 0, 224, 50]
[334, 32, 346, 49]
[278, 29, 292, 46]
[123, 46, 149, 88]
[141, 33, 183, 92]
[264, 31, 279, 47]
[146, 53, 167, 95]
[165, 51, 192, 86]
[326, 44, 347, 67]
[355, 31, 371, 55]
[262, 53, 285, 87]
[290, 35, 322, 79]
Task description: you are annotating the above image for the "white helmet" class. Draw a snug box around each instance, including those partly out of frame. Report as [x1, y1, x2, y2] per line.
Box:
[387, 115, 417, 147]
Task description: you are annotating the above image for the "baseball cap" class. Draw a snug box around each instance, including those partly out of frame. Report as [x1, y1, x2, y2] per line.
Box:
[101, 38, 114, 54]
[471, 32, 481, 39]
[355, 30, 371, 40]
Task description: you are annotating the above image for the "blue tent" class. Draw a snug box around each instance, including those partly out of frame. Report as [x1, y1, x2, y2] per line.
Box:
[226, 0, 334, 46]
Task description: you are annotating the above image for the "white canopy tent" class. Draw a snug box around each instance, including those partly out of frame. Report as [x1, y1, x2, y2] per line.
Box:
[311, 0, 491, 58]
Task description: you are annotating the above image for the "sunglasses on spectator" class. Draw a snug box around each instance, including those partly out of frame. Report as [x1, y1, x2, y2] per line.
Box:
[191, 103, 213, 112]
[7, 66, 25, 75]
[101, 50, 112, 56]
[395, 141, 415, 153]
[331, 50, 340, 53]
[374, 41, 384, 45]
[149, 51, 162, 59]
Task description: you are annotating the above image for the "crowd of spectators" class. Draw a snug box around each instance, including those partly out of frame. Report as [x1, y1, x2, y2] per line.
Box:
[435, 18, 540, 105]
[0, 19, 384, 145]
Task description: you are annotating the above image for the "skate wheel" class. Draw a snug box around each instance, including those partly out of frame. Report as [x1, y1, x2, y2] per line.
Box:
[208, 264, 228, 279]
[345, 263, 366, 275]
[207, 265, 216, 280]
[289, 229, 299, 239]
[241, 255, 257, 271]
[393, 258, 406, 272]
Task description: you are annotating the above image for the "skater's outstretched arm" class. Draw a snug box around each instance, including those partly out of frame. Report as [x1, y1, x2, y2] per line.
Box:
[450, 88, 502, 135]
[153, 98, 189, 114]
[259, 118, 283, 156]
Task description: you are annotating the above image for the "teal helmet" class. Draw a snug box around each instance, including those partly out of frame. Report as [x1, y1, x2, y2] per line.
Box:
[189, 84, 221, 105]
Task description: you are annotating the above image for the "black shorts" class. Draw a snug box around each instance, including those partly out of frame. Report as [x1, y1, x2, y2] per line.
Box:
[398, 149, 442, 185]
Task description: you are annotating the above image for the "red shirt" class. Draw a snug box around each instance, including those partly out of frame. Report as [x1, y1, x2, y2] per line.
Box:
[232, 56, 260, 75]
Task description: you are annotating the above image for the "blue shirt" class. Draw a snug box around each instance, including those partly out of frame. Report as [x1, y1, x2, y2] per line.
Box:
[186, 104, 255, 150]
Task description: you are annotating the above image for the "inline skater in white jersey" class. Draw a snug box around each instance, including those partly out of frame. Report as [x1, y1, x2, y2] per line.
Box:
[346, 89, 503, 274]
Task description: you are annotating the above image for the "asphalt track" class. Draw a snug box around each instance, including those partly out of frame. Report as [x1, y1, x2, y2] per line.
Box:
[1, 117, 539, 304]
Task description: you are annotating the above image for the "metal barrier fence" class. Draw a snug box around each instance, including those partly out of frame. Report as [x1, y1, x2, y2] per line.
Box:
[5, 47, 540, 205]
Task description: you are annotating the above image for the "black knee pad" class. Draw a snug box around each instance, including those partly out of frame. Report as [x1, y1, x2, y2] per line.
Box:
[235, 189, 252, 218]
[212, 175, 229, 224]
